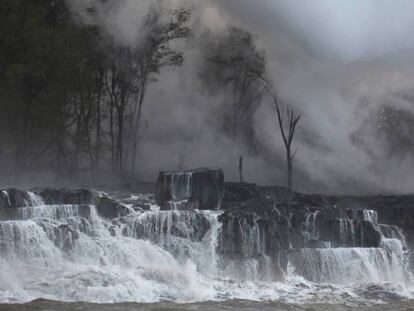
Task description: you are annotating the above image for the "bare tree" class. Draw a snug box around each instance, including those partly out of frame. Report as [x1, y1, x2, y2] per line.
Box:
[272, 95, 301, 192]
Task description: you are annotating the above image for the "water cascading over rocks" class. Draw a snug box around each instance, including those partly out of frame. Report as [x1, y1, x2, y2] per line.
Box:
[289, 239, 410, 284]
[0, 174, 413, 303]
[0, 189, 226, 302]
[156, 168, 224, 210]
[310, 208, 383, 248]
[218, 182, 414, 285]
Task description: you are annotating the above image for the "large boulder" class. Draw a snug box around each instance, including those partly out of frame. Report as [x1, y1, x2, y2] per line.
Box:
[156, 168, 224, 210]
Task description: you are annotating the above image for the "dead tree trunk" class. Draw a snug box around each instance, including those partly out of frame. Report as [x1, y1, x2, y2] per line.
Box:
[273, 95, 301, 192]
[287, 149, 293, 191]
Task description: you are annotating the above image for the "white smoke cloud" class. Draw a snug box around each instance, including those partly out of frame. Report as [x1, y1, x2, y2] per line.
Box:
[216, 0, 414, 62]
[210, 0, 414, 193]
[67, 0, 414, 194]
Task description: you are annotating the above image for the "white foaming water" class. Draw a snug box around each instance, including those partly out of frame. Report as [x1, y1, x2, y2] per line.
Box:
[165, 200, 190, 210]
[17, 205, 84, 220]
[0, 200, 413, 304]
[0, 206, 218, 303]
[379, 225, 408, 248]
[363, 210, 378, 223]
[27, 192, 45, 207]
[289, 239, 411, 285]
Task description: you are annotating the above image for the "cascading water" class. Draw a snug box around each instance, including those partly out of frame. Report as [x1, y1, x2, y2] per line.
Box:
[26, 192, 45, 207]
[0, 191, 413, 305]
[288, 208, 413, 289]
[289, 242, 410, 284]
[170, 172, 192, 201]
[218, 215, 277, 281]
[379, 224, 408, 248]
[302, 210, 320, 246]
[363, 210, 378, 223]
[0, 193, 228, 303]
[160, 172, 194, 210]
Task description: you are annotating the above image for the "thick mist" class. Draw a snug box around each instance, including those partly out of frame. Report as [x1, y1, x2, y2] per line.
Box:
[217, 0, 414, 193]
[64, 0, 414, 194]
[2, 0, 412, 194]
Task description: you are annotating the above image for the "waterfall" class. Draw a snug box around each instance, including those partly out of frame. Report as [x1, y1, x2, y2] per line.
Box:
[0, 191, 413, 304]
[303, 211, 320, 245]
[26, 192, 45, 207]
[288, 208, 412, 285]
[17, 205, 87, 221]
[363, 210, 378, 223]
[219, 215, 267, 258]
[379, 224, 408, 248]
[289, 241, 411, 284]
[338, 219, 356, 247]
[0, 220, 63, 261]
[170, 172, 192, 201]
[0, 200, 224, 303]
[118, 209, 222, 276]
[299, 208, 382, 248]
[217, 214, 285, 281]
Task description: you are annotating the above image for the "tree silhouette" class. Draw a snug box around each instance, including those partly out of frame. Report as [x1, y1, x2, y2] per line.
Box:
[272, 95, 301, 192]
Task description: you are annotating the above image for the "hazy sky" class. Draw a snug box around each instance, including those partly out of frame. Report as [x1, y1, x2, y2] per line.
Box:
[217, 0, 414, 61]
[70, 0, 414, 194]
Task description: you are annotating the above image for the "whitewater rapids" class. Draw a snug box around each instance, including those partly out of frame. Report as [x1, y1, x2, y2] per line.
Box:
[0, 194, 413, 306]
